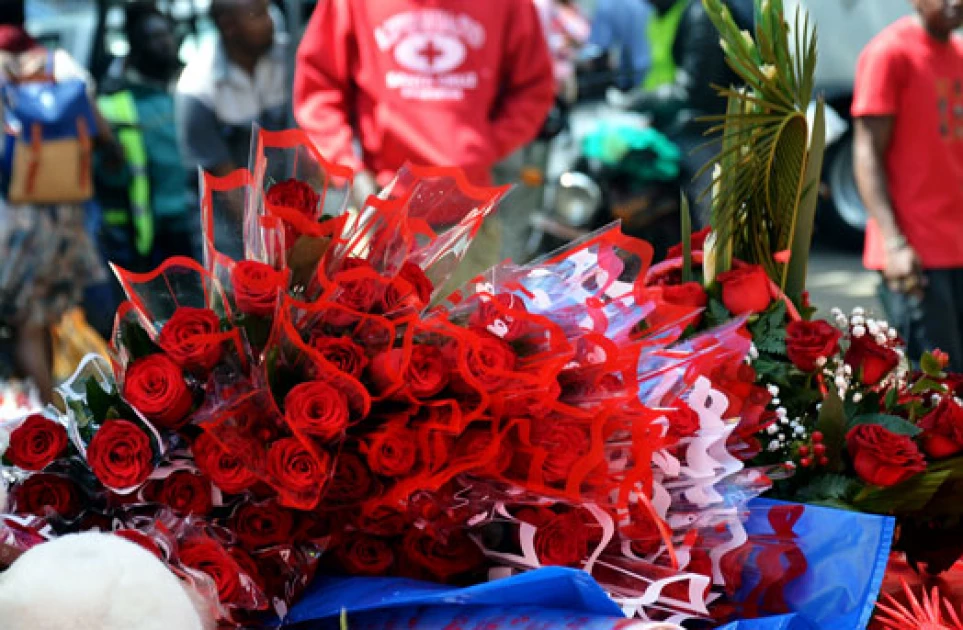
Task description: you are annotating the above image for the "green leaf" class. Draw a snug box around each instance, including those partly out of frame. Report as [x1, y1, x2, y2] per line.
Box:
[85, 377, 114, 424]
[785, 98, 825, 304]
[119, 318, 161, 360]
[704, 297, 732, 329]
[749, 300, 788, 355]
[910, 377, 948, 396]
[795, 473, 861, 505]
[681, 193, 693, 284]
[921, 352, 947, 379]
[849, 413, 921, 437]
[816, 388, 847, 473]
[753, 355, 792, 387]
[884, 387, 899, 411]
[854, 469, 952, 515]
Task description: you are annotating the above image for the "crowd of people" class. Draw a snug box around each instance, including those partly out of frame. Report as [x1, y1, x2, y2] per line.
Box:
[0, 0, 747, 405]
[5, 0, 959, 419]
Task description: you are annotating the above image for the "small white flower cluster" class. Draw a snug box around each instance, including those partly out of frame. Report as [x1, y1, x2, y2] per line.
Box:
[764, 385, 807, 452]
[746, 342, 759, 364]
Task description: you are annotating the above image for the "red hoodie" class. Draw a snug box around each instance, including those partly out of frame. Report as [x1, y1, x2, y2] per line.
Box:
[294, 0, 555, 205]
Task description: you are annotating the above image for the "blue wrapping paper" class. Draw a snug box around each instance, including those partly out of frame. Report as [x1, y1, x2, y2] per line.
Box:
[280, 500, 893, 629]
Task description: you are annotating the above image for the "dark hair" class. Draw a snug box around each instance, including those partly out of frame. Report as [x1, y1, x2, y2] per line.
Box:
[124, 1, 167, 51]
[0, 0, 26, 27]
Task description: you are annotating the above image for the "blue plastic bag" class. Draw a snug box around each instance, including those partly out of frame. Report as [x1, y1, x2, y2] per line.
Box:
[723, 499, 894, 630]
[280, 500, 893, 629]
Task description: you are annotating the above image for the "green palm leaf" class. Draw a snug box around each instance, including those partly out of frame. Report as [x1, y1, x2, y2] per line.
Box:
[700, 0, 824, 306]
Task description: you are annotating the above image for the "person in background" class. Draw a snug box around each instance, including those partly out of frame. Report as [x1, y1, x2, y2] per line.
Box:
[583, 0, 652, 91]
[853, 0, 963, 371]
[293, 0, 555, 287]
[176, 0, 287, 180]
[606, 0, 752, 218]
[0, 0, 117, 402]
[534, 0, 591, 98]
[97, 2, 194, 276]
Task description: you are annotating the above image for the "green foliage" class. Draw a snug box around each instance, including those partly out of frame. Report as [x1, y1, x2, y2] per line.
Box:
[848, 413, 922, 438]
[815, 388, 846, 473]
[703, 297, 732, 329]
[854, 469, 953, 515]
[748, 300, 788, 355]
[681, 193, 693, 284]
[119, 317, 161, 360]
[700, 0, 823, 306]
[795, 474, 861, 508]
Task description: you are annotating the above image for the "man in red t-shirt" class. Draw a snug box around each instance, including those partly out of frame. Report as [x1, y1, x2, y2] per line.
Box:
[293, 1, 555, 285]
[853, 0, 963, 370]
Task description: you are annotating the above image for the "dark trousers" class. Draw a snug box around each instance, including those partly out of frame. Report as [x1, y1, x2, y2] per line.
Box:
[879, 268, 963, 373]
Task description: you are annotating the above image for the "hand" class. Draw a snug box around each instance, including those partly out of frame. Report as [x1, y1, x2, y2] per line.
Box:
[883, 242, 925, 299]
[350, 170, 379, 211]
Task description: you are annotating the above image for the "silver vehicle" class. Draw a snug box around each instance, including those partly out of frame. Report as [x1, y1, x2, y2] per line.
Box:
[788, 0, 914, 244]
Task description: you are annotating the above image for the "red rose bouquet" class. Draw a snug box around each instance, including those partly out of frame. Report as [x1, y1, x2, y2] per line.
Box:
[0, 129, 778, 627]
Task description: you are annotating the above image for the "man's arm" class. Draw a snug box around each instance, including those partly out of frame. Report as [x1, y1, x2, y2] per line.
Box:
[488, 2, 557, 161]
[293, 0, 362, 173]
[854, 116, 921, 292]
[174, 92, 236, 176]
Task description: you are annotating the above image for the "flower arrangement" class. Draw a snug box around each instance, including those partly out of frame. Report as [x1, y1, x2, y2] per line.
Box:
[0, 129, 780, 627]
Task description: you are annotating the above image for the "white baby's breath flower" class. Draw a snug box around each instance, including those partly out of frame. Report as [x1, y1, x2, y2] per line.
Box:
[852, 325, 866, 338]
[852, 307, 865, 317]
[816, 356, 828, 368]
[851, 315, 865, 327]
[852, 392, 863, 403]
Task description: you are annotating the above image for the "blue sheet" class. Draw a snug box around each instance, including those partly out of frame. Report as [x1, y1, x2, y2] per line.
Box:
[280, 499, 894, 629]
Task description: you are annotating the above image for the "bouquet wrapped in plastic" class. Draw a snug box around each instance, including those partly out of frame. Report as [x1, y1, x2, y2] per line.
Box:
[0, 129, 781, 627]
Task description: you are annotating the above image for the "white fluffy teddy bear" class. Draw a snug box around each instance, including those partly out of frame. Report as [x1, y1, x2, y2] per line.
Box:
[0, 480, 214, 630]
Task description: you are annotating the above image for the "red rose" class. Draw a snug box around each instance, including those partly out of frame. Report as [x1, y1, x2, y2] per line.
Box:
[846, 424, 926, 487]
[369, 346, 449, 399]
[87, 420, 154, 489]
[667, 226, 712, 258]
[453, 429, 512, 475]
[122, 354, 194, 430]
[231, 260, 287, 318]
[192, 432, 258, 494]
[458, 331, 517, 391]
[529, 421, 591, 485]
[157, 307, 224, 373]
[845, 334, 899, 386]
[622, 506, 665, 556]
[357, 506, 407, 537]
[178, 537, 244, 605]
[401, 529, 484, 581]
[399, 262, 433, 304]
[469, 294, 530, 342]
[535, 512, 590, 566]
[661, 282, 708, 309]
[364, 422, 418, 477]
[665, 404, 701, 441]
[114, 529, 164, 559]
[157, 470, 212, 516]
[786, 320, 842, 372]
[12, 473, 81, 518]
[6, 414, 67, 471]
[266, 437, 330, 494]
[336, 533, 395, 576]
[232, 500, 295, 550]
[229, 547, 266, 594]
[324, 452, 375, 506]
[716, 265, 773, 315]
[381, 264, 433, 314]
[284, 381, 350, 443]
[919, 397, 963, 458]
[265, 179, 320, 214]
[309, 336, 368, 378]
[332, 260, 385, 315]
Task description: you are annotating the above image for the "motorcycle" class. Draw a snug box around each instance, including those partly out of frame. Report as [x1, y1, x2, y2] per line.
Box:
[525, 104, 685, 262]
